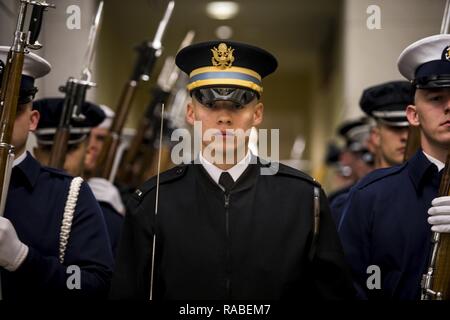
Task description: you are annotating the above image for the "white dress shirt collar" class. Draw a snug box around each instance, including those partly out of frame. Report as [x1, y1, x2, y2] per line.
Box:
[423, 151, 445, 172]
[13, 151, 27, 168]
[199, 151, 252, 186]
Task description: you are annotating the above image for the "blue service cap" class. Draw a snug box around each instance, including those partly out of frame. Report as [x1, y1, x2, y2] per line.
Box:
[360, 81, 413, 127]
[0, 46, 51, 104]
[337, 117, 373, 152]
[32, 98, 105, 145]
[175, 40, 278, 96]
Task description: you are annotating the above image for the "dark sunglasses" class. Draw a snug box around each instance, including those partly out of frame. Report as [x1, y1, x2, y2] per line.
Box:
[192, 87, 258, 108]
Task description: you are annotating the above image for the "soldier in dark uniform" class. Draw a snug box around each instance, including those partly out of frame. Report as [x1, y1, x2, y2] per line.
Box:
[32, 99, 124, 257]
[360, 81, 413, 169]
[327, 117, 374, 205]
[0, 47, 113, 299]
[84, 105, 125, 257]
[330, 82, 413, 223]
[110, 41, 355, 300]
[337, 34, 450, 299]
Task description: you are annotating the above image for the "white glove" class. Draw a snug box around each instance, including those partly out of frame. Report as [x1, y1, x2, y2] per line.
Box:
[428, 196, 450, 233]
[0, 217, 28, 271]
[88, 178, 125, 216]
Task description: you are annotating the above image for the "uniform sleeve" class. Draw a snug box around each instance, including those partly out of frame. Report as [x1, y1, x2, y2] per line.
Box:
[109, 193, 154, 300]
[338, 188, 372, 299]
[99, 202, 124, 258]
[309, 188, 356, 299]
[14, 181, 114, 298]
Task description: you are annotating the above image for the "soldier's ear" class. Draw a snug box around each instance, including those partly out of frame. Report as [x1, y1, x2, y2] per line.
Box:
[371, 126, 381, 148]
[406, 104, 419, 127]
[186, 101, 195, 125]
[252, 102, 263, 126]
[29, 109, 40, 131]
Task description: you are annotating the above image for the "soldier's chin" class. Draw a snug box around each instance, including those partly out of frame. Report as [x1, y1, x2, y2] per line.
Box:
[433, 134, 450, 148]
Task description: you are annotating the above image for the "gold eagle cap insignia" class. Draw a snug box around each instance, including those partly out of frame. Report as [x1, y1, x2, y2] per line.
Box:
[211, 43, 235, 69]
[445, 46, 450, 61]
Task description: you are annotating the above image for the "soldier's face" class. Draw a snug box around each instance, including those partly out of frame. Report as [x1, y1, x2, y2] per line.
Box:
[186, 96, 263, 160]
[84, 127, 108, 173]
[12, 102, 40, 158]
[407, 88, 450, 151]
[373, 123, 408, 166]
[64, 140, 87, 176]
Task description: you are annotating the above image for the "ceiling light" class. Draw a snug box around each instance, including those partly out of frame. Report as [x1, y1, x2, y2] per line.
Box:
[206, 1, 239, 20]
[215, 25, 233, 39]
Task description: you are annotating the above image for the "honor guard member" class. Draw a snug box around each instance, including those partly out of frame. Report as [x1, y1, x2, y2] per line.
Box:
[32, 98, 105, 176]
[337, 34, 450, 299]
[360, 81, 413, 168]
[328, 117, 374, 205]
[84, 105, 125, 256]
[0, 47, 113, 299]
[330, 83, 413, 223]
[110, 41, 355, 300]
[33, 99, 124, 257]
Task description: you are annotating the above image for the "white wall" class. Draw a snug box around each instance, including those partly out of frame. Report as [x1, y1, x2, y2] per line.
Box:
[0, 0, 98, 101]
[343, 0, 446, 120]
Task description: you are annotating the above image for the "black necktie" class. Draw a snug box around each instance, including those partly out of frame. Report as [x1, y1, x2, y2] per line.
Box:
[219, 172, 234, 192]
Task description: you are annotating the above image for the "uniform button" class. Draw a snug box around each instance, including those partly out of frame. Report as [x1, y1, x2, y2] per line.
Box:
[135, 189, 143, 197]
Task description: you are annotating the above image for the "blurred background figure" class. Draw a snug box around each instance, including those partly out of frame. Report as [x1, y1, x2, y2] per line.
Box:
[327, 117, 374, 204]
[32, 98, 106, 177]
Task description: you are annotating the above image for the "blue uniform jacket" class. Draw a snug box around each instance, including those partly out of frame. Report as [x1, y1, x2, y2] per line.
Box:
[338, 150, 440, 299]
[1, 153, 114, 299]
[99, 202, 123, 258]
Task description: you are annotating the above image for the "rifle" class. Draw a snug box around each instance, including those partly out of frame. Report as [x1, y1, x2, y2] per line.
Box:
[139, 72, 191, 183]
[116, 30, 194, 186]
[421, 0, 450, 300]
[403, 126, 421, 161]
[95, 1, 175, 181]
[49, 1, 104, 169]
[0, 0, 54, 300]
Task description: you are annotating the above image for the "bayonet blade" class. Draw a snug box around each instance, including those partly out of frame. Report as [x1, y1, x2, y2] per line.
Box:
[152, 1, 175, 50]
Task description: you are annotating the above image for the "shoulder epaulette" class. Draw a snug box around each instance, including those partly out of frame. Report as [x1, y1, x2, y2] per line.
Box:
[131, 164, 188, 204]
[261, 160, 321, 187]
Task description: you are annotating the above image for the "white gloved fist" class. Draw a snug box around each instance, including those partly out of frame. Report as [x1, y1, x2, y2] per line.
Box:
[88, 177, 125, 216]
[0, 216, 28, 271]
[428, 196, 450, 233]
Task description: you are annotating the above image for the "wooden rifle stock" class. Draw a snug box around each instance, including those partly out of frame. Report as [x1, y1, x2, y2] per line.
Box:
[0, 0, 54, 300]
[116, 88, 170, 185]
[422, 154, 450, 300]
[431, 156, 450, 299]
[96, 81, 138, 179]
[404, 126, 421, 161]
[0, 51, 24, 210]
[48, 129, 70, 168]
[94, 2, 175, 181]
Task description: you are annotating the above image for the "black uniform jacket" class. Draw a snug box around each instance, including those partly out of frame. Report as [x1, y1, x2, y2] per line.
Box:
[110, 159, 354, 300]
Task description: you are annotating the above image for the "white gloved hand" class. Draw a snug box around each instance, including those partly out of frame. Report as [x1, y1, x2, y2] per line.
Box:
[428, 196, 450, 233]
[88, 177, 125, 216]
[0, 217, 29, 271]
